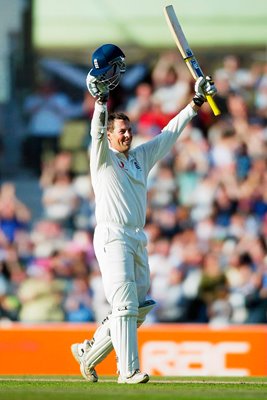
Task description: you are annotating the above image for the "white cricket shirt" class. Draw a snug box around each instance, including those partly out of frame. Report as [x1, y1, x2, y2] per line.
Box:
[90, 102, 196, 228]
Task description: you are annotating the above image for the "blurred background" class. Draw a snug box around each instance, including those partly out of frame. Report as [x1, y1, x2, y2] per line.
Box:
[0, 0, 267, 327]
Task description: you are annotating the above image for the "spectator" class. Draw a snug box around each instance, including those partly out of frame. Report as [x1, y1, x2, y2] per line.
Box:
[0, 182, 31, 243]
[17, 263, 65, 322]
[244, 272, 267, 323]
[150, 51, 203, 134]
[149, 236, 176, 307]
[135, 98, 171, 137]
[196, 252, 231, 324]
[209, 128, 237, 172]
[23, 79, 83, 175]
[152, 65, 190, 115]
[40, 151, 73, 188]
[0, 244, 21, 321]
[125, 82, 153, 126]
[212, 183, 238, 228]
[214, 55, 253, 95]
[148, 163, 177, 208]
[190, 172, 218, 223]
[235, 141, 251, 181]
[41, 171, 80, 229]
[253, 62, 267, 118]
[64, 276, 95, 322]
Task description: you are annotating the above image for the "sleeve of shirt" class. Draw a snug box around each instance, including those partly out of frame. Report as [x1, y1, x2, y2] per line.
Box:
[137, 104, 197, 173]
[89, 102, 109, 173]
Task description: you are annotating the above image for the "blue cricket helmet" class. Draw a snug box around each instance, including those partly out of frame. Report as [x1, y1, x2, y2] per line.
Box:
[89, 44, 126, 90]
[90, 43, 126, 77]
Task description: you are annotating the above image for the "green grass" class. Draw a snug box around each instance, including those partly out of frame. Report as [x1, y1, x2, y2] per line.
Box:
[0, 376, 267, 400]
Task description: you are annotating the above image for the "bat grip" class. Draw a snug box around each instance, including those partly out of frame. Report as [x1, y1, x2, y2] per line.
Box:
[206, 95, 221, 116]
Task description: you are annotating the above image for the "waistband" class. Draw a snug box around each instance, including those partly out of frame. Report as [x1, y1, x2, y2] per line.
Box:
[96, 221, 144, 233]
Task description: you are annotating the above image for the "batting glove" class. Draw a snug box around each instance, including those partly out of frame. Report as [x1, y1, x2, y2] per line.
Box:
[86, 72, 109, 104]
[193, 76, 217, 107]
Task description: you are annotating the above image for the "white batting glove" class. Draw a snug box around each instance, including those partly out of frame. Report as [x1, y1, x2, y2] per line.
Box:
[195, 76, 217, 100]
[86, 71, 109, 103]
[192, 76, 217, 108]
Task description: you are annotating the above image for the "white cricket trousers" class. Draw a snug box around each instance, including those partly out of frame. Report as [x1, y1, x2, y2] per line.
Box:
[93, 223, 151, 309]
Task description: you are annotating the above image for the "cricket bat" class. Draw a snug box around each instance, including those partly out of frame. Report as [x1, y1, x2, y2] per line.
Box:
[164, 5, 221, 116]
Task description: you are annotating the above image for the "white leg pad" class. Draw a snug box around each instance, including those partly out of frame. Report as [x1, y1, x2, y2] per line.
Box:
[84, 316, 113, 368]
[110, 282, 139, 378]
[84, 299, 156, 370]
[85, 335, 113, 368]
[111, 315, 139, 378]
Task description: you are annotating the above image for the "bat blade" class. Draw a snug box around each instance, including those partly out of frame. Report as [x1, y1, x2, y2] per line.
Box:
[164, 5, 220, 116]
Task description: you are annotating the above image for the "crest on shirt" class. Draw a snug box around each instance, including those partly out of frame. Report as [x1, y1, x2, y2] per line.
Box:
[133, 159, 141, 170]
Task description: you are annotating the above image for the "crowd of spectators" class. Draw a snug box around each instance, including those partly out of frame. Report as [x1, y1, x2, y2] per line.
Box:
[0, 52, 267, 326]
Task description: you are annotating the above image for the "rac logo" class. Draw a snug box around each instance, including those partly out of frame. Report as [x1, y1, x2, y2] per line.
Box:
[141, 341, 250, 376]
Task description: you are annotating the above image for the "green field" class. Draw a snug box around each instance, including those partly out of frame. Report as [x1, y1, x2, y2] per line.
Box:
[1, 376, 267, 400]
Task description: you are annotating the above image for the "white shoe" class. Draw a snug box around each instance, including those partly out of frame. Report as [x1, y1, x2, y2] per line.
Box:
[118, 369, 149, 384]
[71, 340, 98, 382]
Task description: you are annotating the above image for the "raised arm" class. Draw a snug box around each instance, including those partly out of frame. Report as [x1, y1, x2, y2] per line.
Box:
[86, 44, 126, 172]
[137, 76, 217, 171]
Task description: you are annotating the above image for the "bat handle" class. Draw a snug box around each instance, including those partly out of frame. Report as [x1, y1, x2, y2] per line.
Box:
[206, 95, 221, 116]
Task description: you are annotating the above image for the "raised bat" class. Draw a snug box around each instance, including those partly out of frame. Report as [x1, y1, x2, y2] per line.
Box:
[164, 4, 221, 116]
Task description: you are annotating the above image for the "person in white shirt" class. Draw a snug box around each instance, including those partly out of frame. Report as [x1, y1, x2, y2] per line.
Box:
[71, 43, 217, 384]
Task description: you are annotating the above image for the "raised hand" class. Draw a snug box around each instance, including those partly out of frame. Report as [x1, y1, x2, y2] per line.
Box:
[86, 72, 109, 104]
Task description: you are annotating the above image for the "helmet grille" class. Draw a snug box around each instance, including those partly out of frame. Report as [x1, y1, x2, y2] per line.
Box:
[97, 58, 126, 90]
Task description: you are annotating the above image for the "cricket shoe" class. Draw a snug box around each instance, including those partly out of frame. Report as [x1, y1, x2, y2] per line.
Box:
[71, 339, 98, 382]
[118, 369, 149, 384]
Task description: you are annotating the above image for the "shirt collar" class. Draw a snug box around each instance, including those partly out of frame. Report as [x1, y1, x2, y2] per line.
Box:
[110, 146, 131, 159]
